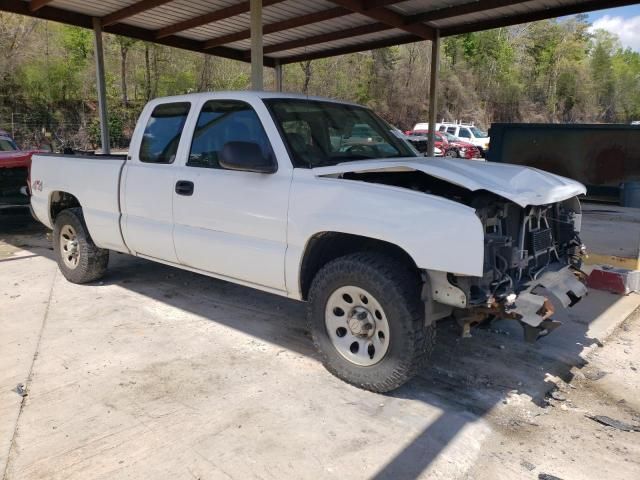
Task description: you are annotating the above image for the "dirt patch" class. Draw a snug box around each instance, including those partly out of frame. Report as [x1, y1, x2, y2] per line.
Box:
[468, 316, 640, 480]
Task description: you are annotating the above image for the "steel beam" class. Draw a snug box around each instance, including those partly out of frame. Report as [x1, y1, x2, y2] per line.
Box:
[276, 0, 639, 63]
[427, 29, 440, 158]
[203, 6, 350, 50]
[409, 0, 531, 24]
[0, 0, 275, 66]
[5, 0, 638, 69]
[92, 17, 110, 154]
[280, 34, 420, 64]
[155, 0, 284, 39]
[102, 0, 175, 27]
[262, 22, 390, 55]
[205, 0, 527, 50]
[250, 0, 263, 90]
[327, 0, 433, 40]
[29, 0, 53, 11]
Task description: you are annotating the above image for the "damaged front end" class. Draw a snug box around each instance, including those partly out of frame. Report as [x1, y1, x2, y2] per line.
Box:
[432, 195, 587, 341]
[314, 158, 588, 341]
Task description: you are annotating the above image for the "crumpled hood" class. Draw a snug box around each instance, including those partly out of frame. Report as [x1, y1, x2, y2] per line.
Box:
[313, 157, 586, 207]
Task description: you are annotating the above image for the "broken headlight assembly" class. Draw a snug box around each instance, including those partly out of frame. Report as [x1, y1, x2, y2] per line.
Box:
[450, 197, 587, 342]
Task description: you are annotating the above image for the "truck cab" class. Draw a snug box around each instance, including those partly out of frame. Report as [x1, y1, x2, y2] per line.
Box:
[30, 92, 587, 393]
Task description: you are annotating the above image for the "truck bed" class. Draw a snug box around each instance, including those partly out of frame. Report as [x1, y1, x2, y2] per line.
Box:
[30, 153, 129, 253]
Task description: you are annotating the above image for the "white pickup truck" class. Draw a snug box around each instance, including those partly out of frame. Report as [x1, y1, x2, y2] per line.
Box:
[30, 92, 587, 392]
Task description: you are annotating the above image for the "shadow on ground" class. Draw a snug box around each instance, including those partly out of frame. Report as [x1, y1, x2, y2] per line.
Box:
[0, 211, 620, 479]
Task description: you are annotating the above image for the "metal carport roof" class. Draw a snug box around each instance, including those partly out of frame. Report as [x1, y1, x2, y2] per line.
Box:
[2, 0, 638, 67]
[2, 0, 637, 155]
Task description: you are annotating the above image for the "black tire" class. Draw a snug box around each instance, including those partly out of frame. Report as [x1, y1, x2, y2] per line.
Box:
[53, 207, 109, 283]
[307, 252, 436, 393]
[445, 149, 457, 158]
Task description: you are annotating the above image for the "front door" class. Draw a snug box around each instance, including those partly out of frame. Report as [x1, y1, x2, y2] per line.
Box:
[172, 99, 291, 291]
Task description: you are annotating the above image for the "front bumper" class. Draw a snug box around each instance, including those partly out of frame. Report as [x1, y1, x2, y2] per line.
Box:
[504, 265, 587, 341]
[457, 265, 587, 342]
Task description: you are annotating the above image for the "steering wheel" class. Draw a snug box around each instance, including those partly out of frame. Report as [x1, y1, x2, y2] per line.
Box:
[345, 144, 377, 156]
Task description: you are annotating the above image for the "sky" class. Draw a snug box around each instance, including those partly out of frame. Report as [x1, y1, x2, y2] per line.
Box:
[585, 5, 640, 51]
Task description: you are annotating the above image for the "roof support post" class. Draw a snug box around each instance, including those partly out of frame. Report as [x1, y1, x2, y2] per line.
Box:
[250, 0, 263, 90]
[427, 29, 440, 158]
[92, 17, 110, 154]
[274, 59, 283, 92]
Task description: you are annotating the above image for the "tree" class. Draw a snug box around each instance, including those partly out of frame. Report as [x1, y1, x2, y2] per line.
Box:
[115, 36, 136, 107]
[301, 60, 312, 94]
[591, 30, 619, 122]
[1, 11, 639, 151]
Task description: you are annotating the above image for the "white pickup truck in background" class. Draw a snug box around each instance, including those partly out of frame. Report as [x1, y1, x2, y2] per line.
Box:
[30, 92, 587, 392]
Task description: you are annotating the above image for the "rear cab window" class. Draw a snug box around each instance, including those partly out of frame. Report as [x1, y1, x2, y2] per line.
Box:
[139, 102, 191, 164]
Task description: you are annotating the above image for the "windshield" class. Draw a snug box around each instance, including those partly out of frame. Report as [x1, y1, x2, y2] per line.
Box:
[442, 132, 458, 141]
[470, 126, 487, 138]
[0, 137, 18, 152]
[264, 99, 417, 168]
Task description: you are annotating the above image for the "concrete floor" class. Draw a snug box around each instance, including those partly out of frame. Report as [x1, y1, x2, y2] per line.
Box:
[1, 213, 639, 480]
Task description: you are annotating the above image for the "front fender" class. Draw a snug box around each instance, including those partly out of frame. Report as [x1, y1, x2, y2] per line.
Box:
[285, 170, 484, 297]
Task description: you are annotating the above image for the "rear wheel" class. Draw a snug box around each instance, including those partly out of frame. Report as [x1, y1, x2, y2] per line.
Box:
[307, 252, 435, 393]
[53, 208, 109, 283]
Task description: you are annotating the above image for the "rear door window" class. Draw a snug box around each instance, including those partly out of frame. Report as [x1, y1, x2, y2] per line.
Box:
[446, 127, 457, 135]
[459, 128, 471, 139]
[139, 102, 191, 164]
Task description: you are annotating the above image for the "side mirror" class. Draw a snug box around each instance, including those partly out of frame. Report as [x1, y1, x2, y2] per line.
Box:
[219, 141, 276, 174]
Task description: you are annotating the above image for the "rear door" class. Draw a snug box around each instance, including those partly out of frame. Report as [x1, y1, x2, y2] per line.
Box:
[171, 98, 291, 291]
[121, 101, 191, 262]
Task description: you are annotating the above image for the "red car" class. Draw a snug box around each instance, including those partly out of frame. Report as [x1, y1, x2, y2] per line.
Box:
[405, 130, 481, 159]
[405, 130, 448, 154]
[438, 131, 482, 159]
[0, 130, 35, 207]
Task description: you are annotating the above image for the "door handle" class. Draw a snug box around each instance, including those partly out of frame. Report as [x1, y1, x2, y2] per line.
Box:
[175, 180, 194, 196]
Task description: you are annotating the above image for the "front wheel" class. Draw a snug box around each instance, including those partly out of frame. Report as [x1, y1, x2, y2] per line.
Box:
[307, 252, 435, 393]
[53, 208, 109, 283]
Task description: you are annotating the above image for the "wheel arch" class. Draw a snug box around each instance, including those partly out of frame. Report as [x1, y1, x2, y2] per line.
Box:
[298, 231, 420, 301]
[49, 191, 82, 224]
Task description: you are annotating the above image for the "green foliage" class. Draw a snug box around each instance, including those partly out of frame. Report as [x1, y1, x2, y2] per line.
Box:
[61, 26, 92, 65]
[88, 111, 125, 148]
[0, 12, 639, 150]
[19, 59, 82, 104]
